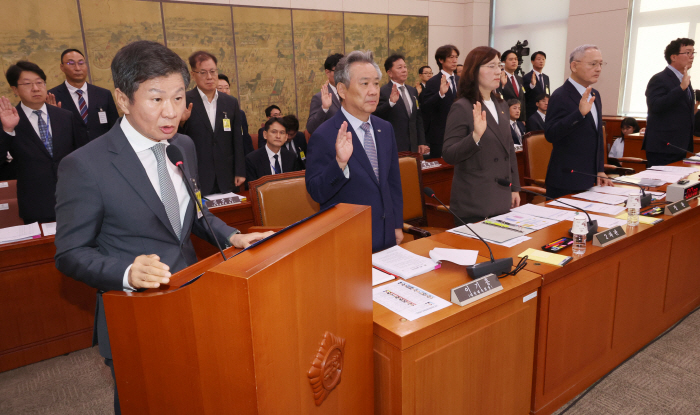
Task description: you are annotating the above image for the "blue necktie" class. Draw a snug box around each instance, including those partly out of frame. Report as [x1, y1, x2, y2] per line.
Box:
[359, 122, 379, 182]
[33, 110, 53, 157]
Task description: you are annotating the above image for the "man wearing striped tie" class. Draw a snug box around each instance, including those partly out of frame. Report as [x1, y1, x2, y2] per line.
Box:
[306, 50, 404, 253]
[48, 49, 119, 141]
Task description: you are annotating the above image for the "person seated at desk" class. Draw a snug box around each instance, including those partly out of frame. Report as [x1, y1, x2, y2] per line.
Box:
[246, 117, 300, 188]
[507, 99, 526, 146]
[257, 105, 281, 149]
[442, 46, 521, 224]
[526, 93, 548, 132]
[608, 117, 640, 164]
[281, 114, 307, 169]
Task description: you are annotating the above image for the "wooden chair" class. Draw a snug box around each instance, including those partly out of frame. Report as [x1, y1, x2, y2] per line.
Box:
[0, 181, 23, 228]
[248, 171, 319, 227]
[602, 125, 637, 176]
[251, 133, 259, 151]
[521, 131, 550, 191]
[398, 152, 447, 241]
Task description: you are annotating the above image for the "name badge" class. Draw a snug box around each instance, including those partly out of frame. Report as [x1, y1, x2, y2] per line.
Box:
[98, 109, 108, 124]
[190, 178, 203, 219]
[223, 114, 231, 132]
[300, 150, 306, 161]
[546, 86, 550, 94]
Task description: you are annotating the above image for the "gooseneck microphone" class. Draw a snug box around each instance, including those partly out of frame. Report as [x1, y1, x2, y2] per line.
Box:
[166, 145, 227, 261]
[495, 178, 599, 241]
[564, 168, 652, 208]
[423, 187, 513, 279]
[666, 142, 695, 155]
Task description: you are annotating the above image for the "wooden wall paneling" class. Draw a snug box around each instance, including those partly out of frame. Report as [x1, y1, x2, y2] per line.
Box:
[664, 218, 700, 314]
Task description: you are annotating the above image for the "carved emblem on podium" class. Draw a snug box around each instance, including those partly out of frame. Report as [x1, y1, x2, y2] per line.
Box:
[307, 331, 346, 406]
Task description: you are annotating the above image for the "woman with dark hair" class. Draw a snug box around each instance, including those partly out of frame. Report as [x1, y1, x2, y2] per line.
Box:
[609, 117, 640, 159]
[442, 46, 521, 224]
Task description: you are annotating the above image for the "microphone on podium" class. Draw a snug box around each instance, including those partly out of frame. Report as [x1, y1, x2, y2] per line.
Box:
[666, 142, 695, 155]
[166, 144, 227, 261]
[563, 168, 652, 208]
[422, 187, 513, 279]
[496, 178, 599, 241]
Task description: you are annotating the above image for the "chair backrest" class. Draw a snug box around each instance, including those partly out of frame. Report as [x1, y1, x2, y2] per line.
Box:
[248, 170, 320, 226]
[398, 153, 426, 224]
[522, 131, 551, 183]
[0, 180, 16, 200]
[0, 198, 23, 228]
[251, 133, 259, 150]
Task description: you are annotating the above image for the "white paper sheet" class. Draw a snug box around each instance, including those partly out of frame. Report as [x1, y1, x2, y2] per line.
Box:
[429, 248, 478, 266]
[588, 214, 628, 229]
[373, 280, 452, 321]
[573, 191, 627, 205]
[489, 211, 560, 231]
[0, 222, 41, 244]
[372, 245, 438, 280]
[547, 198, 626, 215]
[204, 192, 245, 200]
[447, 227, 532, 247]
[511, 204, 577, 221]
[372, 268, 395, 286]
[41, 222, 57, 236]
[648, 165, 697, 175]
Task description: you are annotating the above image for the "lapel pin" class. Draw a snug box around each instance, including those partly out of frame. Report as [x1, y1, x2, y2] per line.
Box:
[377, 129, 381, 133]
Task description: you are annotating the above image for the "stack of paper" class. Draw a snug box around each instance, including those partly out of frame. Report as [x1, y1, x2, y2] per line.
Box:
[588, 186, 665, 201]
[488, 211, 559, 231]
[372, 268, 395, 286]
[372, 245, 439, 279]
[518, 248, 572, 266]
[573, 191, 627, 205]
[511, 204, 576, 221]
[428, 248, 478, 266]
[628, 170, 688, 184]
[648, 165, 697, 175]
[41, 222, 56, 236]
[547, 198, 626, 215]
[373, 280, 452, 321]
[447, 226, 532, 247]
[0, 222, 42, 244]
[615, 212, 663, 225]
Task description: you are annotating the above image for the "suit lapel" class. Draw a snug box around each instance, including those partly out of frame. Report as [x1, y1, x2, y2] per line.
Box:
[483, 102, 510, 154]
[16, 105, 53, 159]
[58, 83, 80, 115]
[192, 91, 214, 135]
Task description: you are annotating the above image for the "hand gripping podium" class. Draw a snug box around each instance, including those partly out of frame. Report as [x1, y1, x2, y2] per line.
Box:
[103, 204, 374, 414]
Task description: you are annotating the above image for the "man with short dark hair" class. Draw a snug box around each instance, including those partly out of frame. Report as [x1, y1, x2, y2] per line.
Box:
[178, 51, 246, 195]
[246, 117, 300, 186]
[306, 53, 344, 134]
[0, 61, 88, 224]
[217, 73, 254, 156]
[374, 54, 428, 154]
[417, 65, 432, 96]
[48, 49, 119, 141]
[54, 41, 270, 415]
[643, 37, 695, 167]
[281, 114, 307, 168]
[498, 50, 526, 122]
[421, 44, 460, 159]
[257, 105, 282, 148]
[507, 99, 526, 146]
[526, 94, 548, 132]
[524, 51, 550, 119]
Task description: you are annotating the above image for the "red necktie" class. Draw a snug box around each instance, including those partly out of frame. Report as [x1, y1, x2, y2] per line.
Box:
[511, 76, 519, 97]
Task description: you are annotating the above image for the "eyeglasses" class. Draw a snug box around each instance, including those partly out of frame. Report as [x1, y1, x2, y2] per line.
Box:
[17, 81, 46, 88]
[481, 63, 505, 72]
[576, 61, 607, 69]
[678, 51, 697, 57]
[195, 69, 218, 77]
[64, 60, 86, 67]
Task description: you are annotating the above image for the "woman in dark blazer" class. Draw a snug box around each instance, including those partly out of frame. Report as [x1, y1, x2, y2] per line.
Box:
[442, 46, 521, 224]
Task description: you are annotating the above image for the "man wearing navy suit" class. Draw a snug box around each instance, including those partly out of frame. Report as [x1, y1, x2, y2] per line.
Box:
[0, 61, 88, 224]
[507, 99, 526, 146]
[526, 94, 548, 132]
[421, 45, 460, 159]
[54, 41, 270, 415]
[306, 50, 404, 253]
[374, 54, 429, 154]
[178, 51, 246, 195]
[545, 45, 612, 199]
[48, 49, 119, 141]
[643, 38, 695, 167]
[498, 50, 527, 122]
[523, 51, 550, 119]
[306, 53, 344, 135]
[245, 117, 300, 186]
[282, 114, 307, 168]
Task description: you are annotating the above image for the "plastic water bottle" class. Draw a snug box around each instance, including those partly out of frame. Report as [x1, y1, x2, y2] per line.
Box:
[627, 192, 641, 227]
[572, 213, 587, 256]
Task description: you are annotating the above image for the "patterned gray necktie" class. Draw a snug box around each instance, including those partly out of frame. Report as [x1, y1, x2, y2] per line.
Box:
[359, 122, 379, 182]
[151, 143, 181, 240]
[399, 85, 412, 115]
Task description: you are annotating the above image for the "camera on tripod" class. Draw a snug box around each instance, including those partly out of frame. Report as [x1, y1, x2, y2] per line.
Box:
[510, 40, 530, 77]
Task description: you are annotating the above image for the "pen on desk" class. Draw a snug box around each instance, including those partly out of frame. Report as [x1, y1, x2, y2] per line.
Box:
[544, 238, 564, 249]
[559, 256, 573, 266]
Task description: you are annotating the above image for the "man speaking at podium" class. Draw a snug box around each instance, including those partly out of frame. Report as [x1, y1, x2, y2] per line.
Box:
[54, 41, 270, 414]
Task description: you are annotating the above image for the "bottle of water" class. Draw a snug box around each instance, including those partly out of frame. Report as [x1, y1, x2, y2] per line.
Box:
[627, 192, 641, 227]
[572, 213, 587, 256]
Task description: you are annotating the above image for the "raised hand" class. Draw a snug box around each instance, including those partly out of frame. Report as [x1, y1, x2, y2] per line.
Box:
[179, 102, 193, 126]
[335, 121, 353, 170]
[530, 72, 537, 87]
[45, 92, 62, 108]
[579, 86, 595, 117]
[681, 66, 691, 91]
[439, 75, 450, 96]
[472, 101, 487, 142]
[321, 83, 332, 110]
[0, 96, 20, 133]
[390, 83, 400, 103]
[500, 71, 507, 87]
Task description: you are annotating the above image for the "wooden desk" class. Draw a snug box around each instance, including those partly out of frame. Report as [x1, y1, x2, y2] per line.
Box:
[624, 133, 700, 159]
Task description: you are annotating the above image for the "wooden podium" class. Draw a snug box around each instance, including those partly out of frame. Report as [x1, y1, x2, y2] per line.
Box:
[103, 204, 374, 414]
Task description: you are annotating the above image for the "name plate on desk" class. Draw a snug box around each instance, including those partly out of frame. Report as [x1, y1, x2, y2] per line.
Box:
[665, 199, 691, 216]
[204, 196, 241, 209]
[592, 226, 626, 247]
[450, 273, 503, 306]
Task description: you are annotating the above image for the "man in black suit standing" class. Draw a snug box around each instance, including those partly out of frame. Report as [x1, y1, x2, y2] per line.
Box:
[257, 105, 282, 149]
[0, 61, 88, 224]
[178, 51, 245, 195]
[498, 50, 526, 122]
[217, 73, 254, 157]
[416, 65, 432, 98]
[545, 45, 612, 199]
[523, 51, 550, 119]
[374, 54, 429, 154]
[48, 49, 119, 141]
[526, 94, 548, 132]
[421, 44, 460, 159]
[507, 99, 526, 146]
[643, 38, 695, 167]
[246, 117, 300, 186]
[281, 114, 307, 168]
[306, 53, 344, 135]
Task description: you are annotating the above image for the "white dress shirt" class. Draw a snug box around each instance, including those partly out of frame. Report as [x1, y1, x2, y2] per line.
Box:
[506, 72, 520, 93]
[265, 144, 283, 174]
[439, 69, 456, 98]
[340, 106, 377, 178]
[568, 77, 598, 128]
[482, 99, 499, 124]
[120, 116, 191, 290]
[65, 81, 89, 111]
[197, 87, 218, 130]
[389, 80, 413, 112]
[8, 103, 53, 138]
[510, 120, 522, 142]
[537, 110, 546, 122]
[322, 84, 340, 113]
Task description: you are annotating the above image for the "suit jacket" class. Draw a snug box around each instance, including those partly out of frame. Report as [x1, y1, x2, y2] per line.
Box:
[544, 80, 604, 191]
[284, 131, 308, 168]
[643, 67, 695, 155]
[498, 73, 527, 122]
[373, 82, 426, 152]
[305, 110, 403, 253]
[443, 98, 520, 220]
[306, 88, 341, 134]
[523, 71, 550, 118]
[179, 89, 245, 195]
[245, 145, 300, 186]
[240, 110, 254, 156]
[526, 112, 545, 132]
[48, 82, 119, 141]
[54, 120, 236, 359]
[510, 120, 526, 145]
[421, 72, 460, 158]
[0, 104, 88, 223]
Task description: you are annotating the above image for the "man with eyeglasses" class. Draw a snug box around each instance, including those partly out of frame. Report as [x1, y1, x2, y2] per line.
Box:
[421, 44, 460, 159]
[544, 44, 612, 199]
[643, 38, 695, 167]
[0, 61, 88, 224]
[178, 51, 245, 195]
[48, 49, 119, 141]
[245, 117, 300, 188]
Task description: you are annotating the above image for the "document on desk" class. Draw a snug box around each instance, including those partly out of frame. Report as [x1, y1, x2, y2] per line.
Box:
[372, 268, 395, 286]
[372, 245, 439, 280]
[648, 165, 697, 175]
[573, 191, 627, 205]
[373, 280, 452, 321]
[490, 211, 560, 231]
[511, 204, 577, 221]
[588, 186, 665, 200]
[449, 222, 525, 243]
[589, 214, 628, 229]
[629, 170, 686, 184]
[447, 226, 532, 247]
[203, 192, 247, 202]
[41, 222, 56, 236]
[429, 248, 478, 266]
[547, 198, 626, 215]
[0, 222, 41, 244]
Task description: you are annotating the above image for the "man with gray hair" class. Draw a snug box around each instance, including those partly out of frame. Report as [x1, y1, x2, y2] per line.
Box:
[544, 44, 612, 199]
[305, 50, 404, 252]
